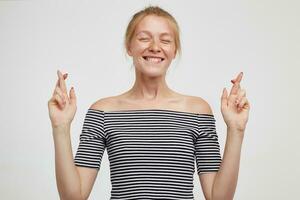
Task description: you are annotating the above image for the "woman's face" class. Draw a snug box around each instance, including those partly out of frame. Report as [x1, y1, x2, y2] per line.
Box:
[127, 15, 176, 77]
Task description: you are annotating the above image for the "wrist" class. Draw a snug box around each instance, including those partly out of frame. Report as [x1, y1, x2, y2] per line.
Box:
[227, 126, 244, 132]
[52, 123, 71, 132]
[227, 127, 245, 139]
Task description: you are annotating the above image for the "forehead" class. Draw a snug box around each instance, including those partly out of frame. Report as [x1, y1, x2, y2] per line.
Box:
[135, 15, 175, 36]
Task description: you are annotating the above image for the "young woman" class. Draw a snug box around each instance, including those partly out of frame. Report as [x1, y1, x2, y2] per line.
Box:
[48, 6, 250, 200]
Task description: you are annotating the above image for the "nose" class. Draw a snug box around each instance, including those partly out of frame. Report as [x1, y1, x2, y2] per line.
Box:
[149, 39, 161, 53]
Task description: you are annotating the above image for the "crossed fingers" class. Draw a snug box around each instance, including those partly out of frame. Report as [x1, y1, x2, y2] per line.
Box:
[52, 70, 68, 104]
[230, 72, 243, 95]
[229, 72, 248, 110]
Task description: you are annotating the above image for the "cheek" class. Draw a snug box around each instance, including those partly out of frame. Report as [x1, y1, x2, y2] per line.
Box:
[163, 46, 176, 58]
[130, 43, 149, 55]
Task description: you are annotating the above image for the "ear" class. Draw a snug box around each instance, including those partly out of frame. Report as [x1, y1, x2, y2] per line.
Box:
[127, 49, 132, 56]
[172, 49, 177, 59]
[126, 44, 133, 56]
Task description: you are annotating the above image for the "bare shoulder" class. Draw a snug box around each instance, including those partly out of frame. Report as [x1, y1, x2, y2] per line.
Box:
[185, 95, 213, 115]
[89, 96, 117, 111]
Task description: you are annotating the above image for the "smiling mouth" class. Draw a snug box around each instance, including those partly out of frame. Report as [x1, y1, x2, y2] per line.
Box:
[142, 56, 165, 64]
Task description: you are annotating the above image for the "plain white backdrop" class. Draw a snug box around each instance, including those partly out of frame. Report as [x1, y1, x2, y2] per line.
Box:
[0, 0, 299, 199]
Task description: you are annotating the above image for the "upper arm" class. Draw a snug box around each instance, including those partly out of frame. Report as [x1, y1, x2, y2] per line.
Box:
[74, 99, 110, 199]
[199, 172, 217, 200]
[191, 96, 221, 199]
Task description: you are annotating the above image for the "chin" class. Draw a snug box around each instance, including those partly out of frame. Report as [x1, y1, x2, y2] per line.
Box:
[143, 68, 167, 77]
[133, 58, 170, 76]
[138, 65, 167, 77]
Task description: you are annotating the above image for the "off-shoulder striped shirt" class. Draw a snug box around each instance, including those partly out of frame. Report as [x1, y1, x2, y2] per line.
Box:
[74, 108, 222, 200]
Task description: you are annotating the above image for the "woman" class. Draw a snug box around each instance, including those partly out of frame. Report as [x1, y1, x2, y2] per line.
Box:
[48, 6, 250, 200]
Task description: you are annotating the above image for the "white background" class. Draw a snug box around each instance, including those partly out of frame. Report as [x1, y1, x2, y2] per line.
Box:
[0, 0, 299, 199]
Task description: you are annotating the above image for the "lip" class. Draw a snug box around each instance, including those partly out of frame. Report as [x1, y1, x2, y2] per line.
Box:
[142, 56, 165, 63]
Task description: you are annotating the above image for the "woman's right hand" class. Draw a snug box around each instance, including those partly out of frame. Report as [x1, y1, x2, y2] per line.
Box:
[48, 70, 77, 129]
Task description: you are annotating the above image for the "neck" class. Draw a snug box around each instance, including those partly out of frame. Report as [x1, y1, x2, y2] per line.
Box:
[127, 74, 174, 101]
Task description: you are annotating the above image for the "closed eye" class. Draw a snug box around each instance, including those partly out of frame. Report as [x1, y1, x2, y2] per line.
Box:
[162, 40, 171, 44]
[139, 38, 150, 42]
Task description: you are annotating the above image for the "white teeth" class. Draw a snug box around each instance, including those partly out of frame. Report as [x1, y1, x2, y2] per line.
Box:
[145, 57, 162, 63]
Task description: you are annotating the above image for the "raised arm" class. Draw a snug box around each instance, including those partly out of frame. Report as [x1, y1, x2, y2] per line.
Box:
[199, 72, 250, 200]
[48, 70, 98, 200]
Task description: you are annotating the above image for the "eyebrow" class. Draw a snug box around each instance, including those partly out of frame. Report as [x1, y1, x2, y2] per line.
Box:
[136, 30, 173, 37]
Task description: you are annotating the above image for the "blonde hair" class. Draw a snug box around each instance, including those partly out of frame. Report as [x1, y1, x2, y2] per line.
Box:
[124, 6, 181, 57]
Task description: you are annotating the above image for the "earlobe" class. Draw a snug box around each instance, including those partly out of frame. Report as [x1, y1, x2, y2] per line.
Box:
[127, 47, 132, 56]
[173, 48, 177, 59]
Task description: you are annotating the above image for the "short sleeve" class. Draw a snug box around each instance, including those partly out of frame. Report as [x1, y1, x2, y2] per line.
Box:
[195, 114, 222, 175]
[74, 109, 106, 170]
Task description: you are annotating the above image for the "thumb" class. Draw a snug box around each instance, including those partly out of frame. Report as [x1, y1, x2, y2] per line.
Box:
[221, 87, 228, 109]
[69, 87, 77, 105]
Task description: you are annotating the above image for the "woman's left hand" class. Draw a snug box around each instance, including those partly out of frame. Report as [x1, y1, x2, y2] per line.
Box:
[221, 72, 250, 134]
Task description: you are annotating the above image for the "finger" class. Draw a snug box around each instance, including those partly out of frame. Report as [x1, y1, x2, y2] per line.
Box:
[53, 93, 66, 109]
[237, 97, 248, 110]
[230, 80, 241, 94]
[229, 72, 243, 95]
[58, 73, 68, 86]
[235, 72, 243, 84]
[231, 78, 240, 85]
[69, 86, 77, 105]
[231, 76, 238, 83]
[221, 87, 228, 109]
[57, 70, 68, 94]
[231, 80, 241, 90]
[53, 86, 66, 103]
[53, 73, 68, 94]
[229, 82, 240, 96]
[231, 72, 244, 83]
[235, 89, 246, 105]
[57, 70, 68, 90]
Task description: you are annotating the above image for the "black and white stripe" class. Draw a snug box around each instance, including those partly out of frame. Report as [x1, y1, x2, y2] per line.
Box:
[75, 108, 222, 200]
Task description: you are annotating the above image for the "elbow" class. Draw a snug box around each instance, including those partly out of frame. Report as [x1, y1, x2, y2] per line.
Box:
[211, 189, 234, 200]
[59, 192, 85, 200]
[211, 196, 232, 200]
[60, 196, 84, 200]
[211, 193, 234, 200]
[57, 183, 85, 200]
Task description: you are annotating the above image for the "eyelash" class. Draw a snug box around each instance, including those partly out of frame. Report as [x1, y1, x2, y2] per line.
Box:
[138, 38, 171, 43]
[162, 40, 171, 43]
[139, 38, 149, 41]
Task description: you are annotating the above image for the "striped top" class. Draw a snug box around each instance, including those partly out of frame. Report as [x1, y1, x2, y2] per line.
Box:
[74, 108, 222, 200]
